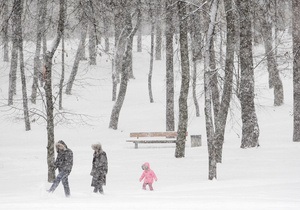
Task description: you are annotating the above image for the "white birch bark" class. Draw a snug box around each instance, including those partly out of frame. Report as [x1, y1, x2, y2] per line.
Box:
[203, 0, 219, 180]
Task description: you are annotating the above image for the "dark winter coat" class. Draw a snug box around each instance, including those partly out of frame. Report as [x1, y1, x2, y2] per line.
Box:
[91, 151, 108, 187]
[54, 140, 73, 174]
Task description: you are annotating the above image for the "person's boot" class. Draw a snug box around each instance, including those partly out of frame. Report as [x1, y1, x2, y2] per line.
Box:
[65, 189, 71, 197]
[149, 183, 154, 191]
[99, 185, 104, 194]
[63, 185, 71, 197]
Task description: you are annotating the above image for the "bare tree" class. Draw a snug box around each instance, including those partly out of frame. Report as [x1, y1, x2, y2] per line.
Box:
[8, 0, 19, 105]
[12, 0, 31, 131]
[148, 2, 155, 103]
[88, 0, 97, 65]
[103, 11, 110, 53]
[155, 0, 162, 60]
[44, 0, 66, 182]
[215, 0, 235, 163]
[189, 3, 202, 117]
[59, 29, 65, 110]
[256, 0, 284, 106]
[293, 0, 300, 142]
[237, 0, 260, 148]
[137, 20, 142, 52]
[204, 0, 219, 180]
[165, 0, 175, 132]
[175, 0, 190, 158]
[31, 0, 47, 104]
[65, 1, 89, 95]
[109, 0, 141, 130]
[2, 1, 9, 62]
[203, 0, 220, 123]
[111, 0, 126, 101]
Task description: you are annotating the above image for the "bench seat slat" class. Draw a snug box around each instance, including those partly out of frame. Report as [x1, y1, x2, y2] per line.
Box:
[126, 140, 177, 143]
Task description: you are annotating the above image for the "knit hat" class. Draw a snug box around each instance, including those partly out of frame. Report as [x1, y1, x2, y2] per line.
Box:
[91, 143, 102, 152]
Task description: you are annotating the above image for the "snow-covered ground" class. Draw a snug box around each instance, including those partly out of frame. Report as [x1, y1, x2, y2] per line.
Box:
[0, 36, 300, 210]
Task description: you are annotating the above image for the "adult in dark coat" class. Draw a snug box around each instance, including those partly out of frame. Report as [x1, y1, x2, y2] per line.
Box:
[48, 140, 73, 197]
[90, 143, 108, 194]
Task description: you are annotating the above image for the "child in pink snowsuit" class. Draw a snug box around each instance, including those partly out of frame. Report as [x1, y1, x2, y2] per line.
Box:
[139, 162, 157, 191]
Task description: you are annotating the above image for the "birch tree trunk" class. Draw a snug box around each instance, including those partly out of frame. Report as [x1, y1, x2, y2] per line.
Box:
[203, 0, 220, 122]
[78, 2, 87, 62]
[165, 0, 175, 132]
[19, 39, 31, 131]
[42, 33, 47, 56]
[257, 1, 284, 106]
[113, 2, 126, 76]
[2, 1, 9, 62]
[31, 0, 47, 104]
[148, 3, 155, 103]
[192, 62, 200, 117]
[44, 0, 66, 182]
[112, 59, 117, 101]
[88, 24, 97, 65]
[13, 0, 31, 131]
[59, 31, 65, 110]
[8, 0, 19, 105]
[127, 13, 134, 80]
[175, 1, 190, 158]
[112, 2, 125, 101]
[215, 0, 235, 163]
[210, 38, 220, 122]
[189, 4, 202, 117]
[65, 4, 88, 95]
[44, 52, 55, 183]
[238, 0, 260, 148]
[103, 15, 110, 53]
[155, 0, 162, 60]
[204, 0, 219, 180]
[88, 0, 97, 65]
[137, 22, 142, 52]
[109, 0, 141, 130]
[292, 0, 300, 142]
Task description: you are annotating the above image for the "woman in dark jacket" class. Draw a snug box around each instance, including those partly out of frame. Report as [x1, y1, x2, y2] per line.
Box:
[90, 143, 108, 194]
[48, 140, 73, 197]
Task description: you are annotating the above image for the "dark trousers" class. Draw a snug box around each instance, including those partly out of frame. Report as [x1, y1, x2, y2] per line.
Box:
[49, 171, 70, 197]
[93, 185, 103, 194]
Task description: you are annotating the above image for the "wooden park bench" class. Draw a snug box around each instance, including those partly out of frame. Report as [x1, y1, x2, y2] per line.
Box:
[126, 131, 187, 149]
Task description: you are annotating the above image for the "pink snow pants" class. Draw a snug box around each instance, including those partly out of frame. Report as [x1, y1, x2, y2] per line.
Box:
[142, 183, 153, 191]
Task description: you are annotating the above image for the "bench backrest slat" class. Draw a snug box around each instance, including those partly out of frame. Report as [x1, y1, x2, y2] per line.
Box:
[130, 132, 187, 138]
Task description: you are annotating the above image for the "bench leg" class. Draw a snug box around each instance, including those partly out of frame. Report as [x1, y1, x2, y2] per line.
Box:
[134, 142, 138, 149]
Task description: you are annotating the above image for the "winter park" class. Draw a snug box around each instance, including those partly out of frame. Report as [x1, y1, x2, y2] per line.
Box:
[0, 0, 300, 209]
